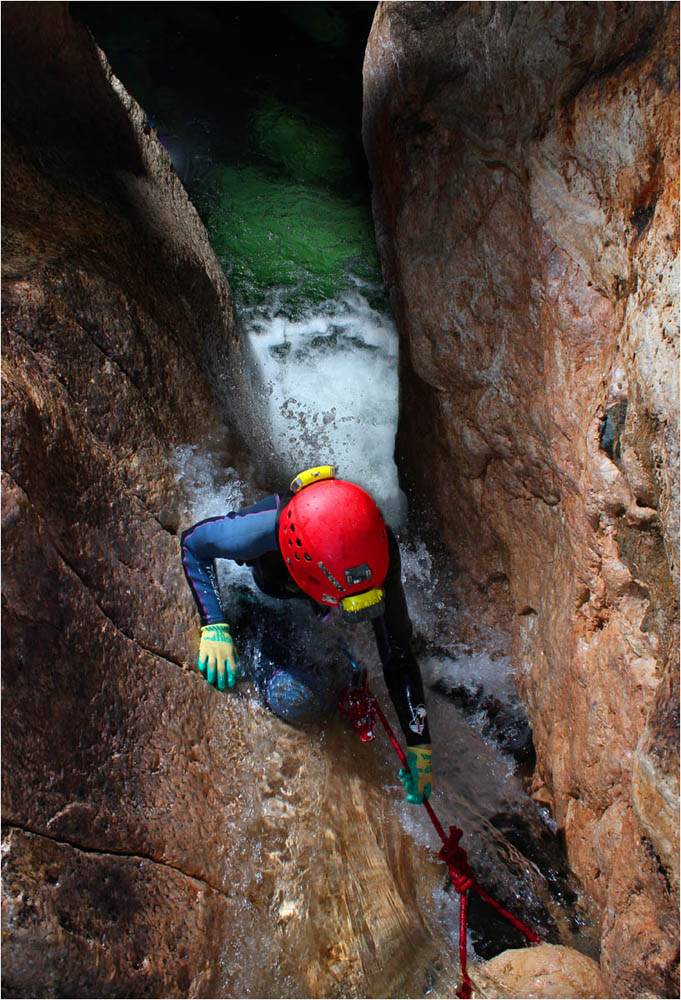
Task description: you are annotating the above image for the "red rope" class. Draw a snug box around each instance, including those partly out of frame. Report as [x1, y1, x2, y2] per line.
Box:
[459, 891, 471, 998]
[339, 679, 541, 998]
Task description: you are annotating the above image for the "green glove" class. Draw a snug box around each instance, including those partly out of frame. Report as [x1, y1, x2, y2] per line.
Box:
[399, 744, 433, 804]
[198, 624, 239, 691]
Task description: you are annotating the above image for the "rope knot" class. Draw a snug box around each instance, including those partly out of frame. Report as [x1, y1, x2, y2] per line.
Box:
[439, 826, 475, 894]
[449, 868, 475, 893]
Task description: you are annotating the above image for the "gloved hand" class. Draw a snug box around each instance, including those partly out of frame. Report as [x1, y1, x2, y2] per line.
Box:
[198, 624, 239, 691]
[399, 744, 433, 804]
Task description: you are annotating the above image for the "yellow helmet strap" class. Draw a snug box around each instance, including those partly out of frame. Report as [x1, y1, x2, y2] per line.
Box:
[340, 588, 385, 622]
[290, 465, 337, 494]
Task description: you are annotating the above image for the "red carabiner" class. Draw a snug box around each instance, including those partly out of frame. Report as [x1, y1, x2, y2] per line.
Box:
[337, 672, 376, 742]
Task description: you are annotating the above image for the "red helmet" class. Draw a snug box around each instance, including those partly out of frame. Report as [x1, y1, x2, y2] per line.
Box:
[278, 468, 389, 620]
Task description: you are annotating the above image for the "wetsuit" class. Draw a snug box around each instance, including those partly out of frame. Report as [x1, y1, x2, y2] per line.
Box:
[181, 493, 431, 747]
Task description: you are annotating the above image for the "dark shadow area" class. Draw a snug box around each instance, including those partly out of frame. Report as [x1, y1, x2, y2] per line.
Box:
[2, 3, 145, 185]
[71, 1, 377, 202]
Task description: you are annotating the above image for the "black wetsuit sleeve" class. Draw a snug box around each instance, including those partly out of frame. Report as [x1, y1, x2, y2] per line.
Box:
[371, 529, 431, 747]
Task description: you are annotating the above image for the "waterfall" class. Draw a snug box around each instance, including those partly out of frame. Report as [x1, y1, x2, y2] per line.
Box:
[237, 283, 407, 527]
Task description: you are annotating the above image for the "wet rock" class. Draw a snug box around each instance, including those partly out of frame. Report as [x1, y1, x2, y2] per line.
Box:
[363, 3, 679, 996]
[1, 4, 464, 997]
[1, 827, 229, 999]
[1, 3, 243, 995]
[430, 677, 535, 768]
[477, 943, 608, 999]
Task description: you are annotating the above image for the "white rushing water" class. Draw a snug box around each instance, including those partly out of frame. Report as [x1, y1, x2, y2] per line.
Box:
[237, 281, 407, 528]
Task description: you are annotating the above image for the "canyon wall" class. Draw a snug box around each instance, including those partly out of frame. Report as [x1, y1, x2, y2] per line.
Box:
[363, 2, 679, 996]
[1, 2, 240, 994]
[1, 4, 458, 997]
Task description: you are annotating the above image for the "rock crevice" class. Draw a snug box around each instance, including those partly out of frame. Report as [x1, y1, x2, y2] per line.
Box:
[3, 824, 226, 898]
[363, 2, 679, 996]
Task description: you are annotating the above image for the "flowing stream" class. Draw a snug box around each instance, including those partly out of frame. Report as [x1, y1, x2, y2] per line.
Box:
[74, 3, 601, 993]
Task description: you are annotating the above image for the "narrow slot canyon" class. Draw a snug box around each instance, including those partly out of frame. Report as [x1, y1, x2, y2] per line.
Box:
[1, 3, 678, 999]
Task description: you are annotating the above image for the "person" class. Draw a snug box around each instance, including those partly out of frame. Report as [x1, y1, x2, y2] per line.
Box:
[180, 465, 433, 804]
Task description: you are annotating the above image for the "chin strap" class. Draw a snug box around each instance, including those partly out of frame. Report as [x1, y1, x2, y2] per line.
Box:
[340, 587, 385, 622]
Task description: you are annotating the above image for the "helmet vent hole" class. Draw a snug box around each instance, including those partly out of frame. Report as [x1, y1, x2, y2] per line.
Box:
[304, 553, 312, 561]
[296, 538, 302, 546]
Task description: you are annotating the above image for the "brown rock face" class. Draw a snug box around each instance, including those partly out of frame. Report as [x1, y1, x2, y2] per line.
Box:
[1, 5, 464, 997]
[480, 943, 608, 999]
[1, 3, 241, 994]
[363, 3, 679, 996]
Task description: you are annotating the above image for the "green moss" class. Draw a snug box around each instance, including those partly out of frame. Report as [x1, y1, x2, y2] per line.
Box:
[73, 4, 380, 317]
[252, 98, 351, 189]
[199, 163, 380, 315]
